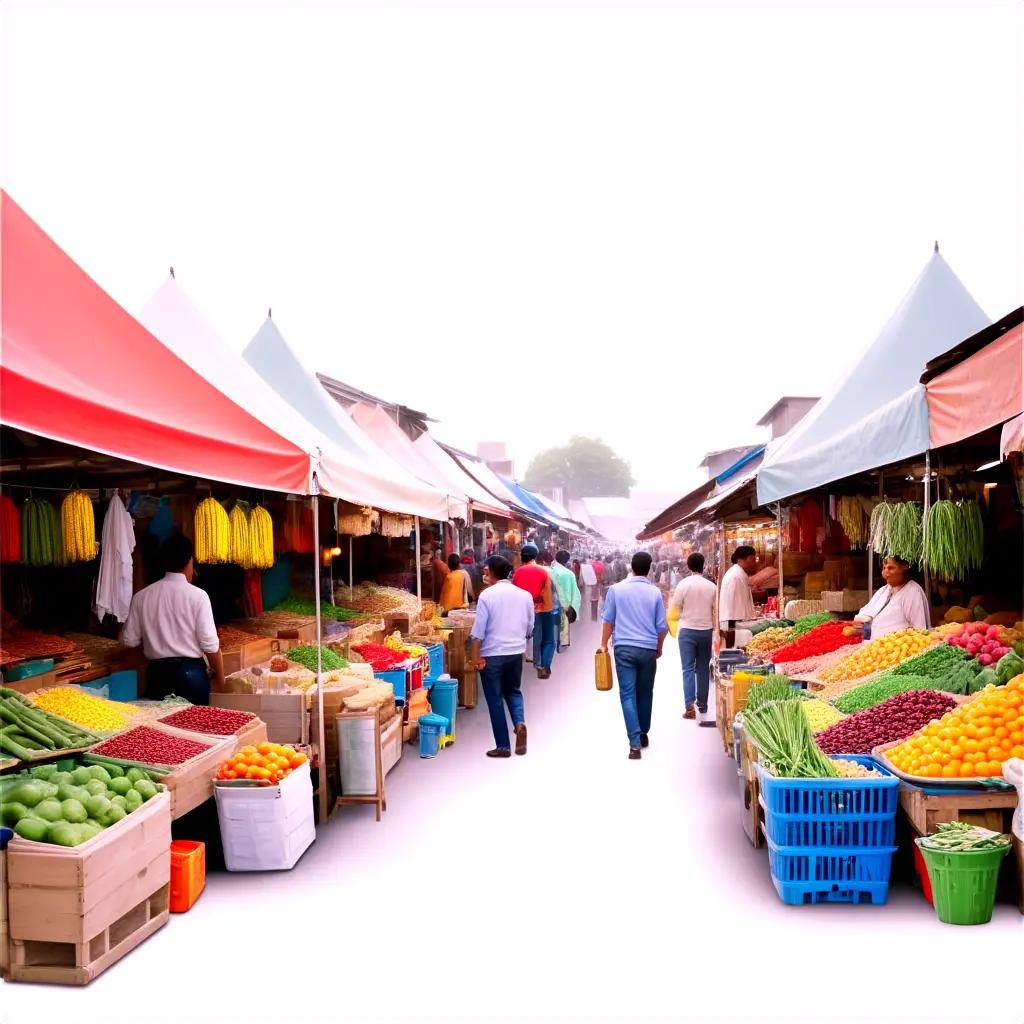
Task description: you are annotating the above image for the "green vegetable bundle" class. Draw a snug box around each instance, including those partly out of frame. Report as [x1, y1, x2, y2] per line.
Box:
[919, 821, 1011, 852]
[20, 498, 64, 567]
[923, 499, 984, 580]
[0, 687, 101, 760]
[271, 596, 365, 622]
[744, 675, 798, 713]
[286, 644, 349, 671]
[742, 699, 837, 778]
[790, 612, 832, 639]
[871, 501, 923, 563]
[831, 673, 964, 714]
[749, 618, 793, 635]
[891, 643, 970, 680]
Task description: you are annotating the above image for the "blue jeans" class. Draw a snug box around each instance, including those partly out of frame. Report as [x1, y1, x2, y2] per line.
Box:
[531, 610, 557, 670]
[145, 657, 210, 705]
[613, 645, 657, 746]
[678, 628, 713, 712]
[479, 653, 526, 750]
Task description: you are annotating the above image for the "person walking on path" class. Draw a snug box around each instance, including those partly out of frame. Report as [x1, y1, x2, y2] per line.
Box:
[470, 556, 534, 758]
[122, 534, 224, 705]
[667, 552, 718, 723]
[460, 548, 484, 599]
[599, 551, 668, 760]
[580, 557, 599, 621]
[513, 544, 557, 679]
[439, 552, 473, 612]
[719, 544, 758, 648]
[551, 550, 582, 648]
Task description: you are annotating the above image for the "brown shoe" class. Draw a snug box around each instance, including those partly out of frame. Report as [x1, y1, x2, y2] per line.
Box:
[515, 723, 527, 755]
[683, 705, 696, 720]
[537, 667, 550, 679]
[629, 746, 642, 760]
[486, 748, 512, 758]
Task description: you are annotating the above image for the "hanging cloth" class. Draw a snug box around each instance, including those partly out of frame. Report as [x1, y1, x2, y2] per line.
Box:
[93, 493, 137, 623]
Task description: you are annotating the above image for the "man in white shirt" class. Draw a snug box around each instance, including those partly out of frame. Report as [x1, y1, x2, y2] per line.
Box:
[122, 534, 223, 705]
[470, 556, 536, 758]
[719, 544, 758, 648]
[667, 552, 718, 722]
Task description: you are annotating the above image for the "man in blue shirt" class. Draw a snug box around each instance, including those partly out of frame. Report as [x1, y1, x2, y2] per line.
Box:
[470, 555, 536, 758]
[600, 550, 668, 759]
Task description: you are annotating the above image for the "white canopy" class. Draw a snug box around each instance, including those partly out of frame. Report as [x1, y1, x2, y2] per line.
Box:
[412, 433, 513, 519]
[349, 402, 468, 522]
[241, 318, 451, 520]
[757, 250, 989, 504]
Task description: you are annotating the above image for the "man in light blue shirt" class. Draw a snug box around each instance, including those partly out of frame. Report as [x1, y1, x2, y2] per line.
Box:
[470, 555, 535, 758]
[600, 550, 668, 759]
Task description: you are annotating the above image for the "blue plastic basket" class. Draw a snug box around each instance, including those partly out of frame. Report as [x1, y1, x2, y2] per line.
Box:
[374, 668, 407, 704]
[81, 670, 138, 702]
[418, 713, 447, 758]
[757, 755, 900, 822]
[425, 643, 444, 679]
[765, 834, 896, 905]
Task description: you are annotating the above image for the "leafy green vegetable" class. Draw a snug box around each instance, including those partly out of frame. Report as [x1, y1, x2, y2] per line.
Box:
[744, 676, 798, 713]
[996, 651, 1024, 686]
[285, 645, 349, 672]
[741, 699, 837, 778]
[832, 674, 961, 713]
[891, 643, 969, 679]
[271, 596, 365, 622]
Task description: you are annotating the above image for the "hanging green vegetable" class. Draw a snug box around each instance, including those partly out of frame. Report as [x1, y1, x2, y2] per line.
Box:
[20, 498, 64, 567]
[873, 501, 922, 564]
[923, 498, 984, 580]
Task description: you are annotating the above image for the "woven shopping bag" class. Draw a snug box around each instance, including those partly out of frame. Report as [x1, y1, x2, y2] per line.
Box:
[594, 649, 613, 691]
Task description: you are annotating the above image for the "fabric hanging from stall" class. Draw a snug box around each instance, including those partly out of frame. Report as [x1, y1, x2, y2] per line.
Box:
[284, 501, 315, 553]
[93, 493, 136, 623]
[242, 568, 263, 617]
[798, 501, 823, 553]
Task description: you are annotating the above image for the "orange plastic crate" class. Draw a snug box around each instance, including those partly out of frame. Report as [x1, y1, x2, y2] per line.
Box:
[169, 840, 206, 913]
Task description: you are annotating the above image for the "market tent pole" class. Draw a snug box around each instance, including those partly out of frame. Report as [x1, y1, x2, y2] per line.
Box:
[775, 503, 784, 619]
[414, 515, 422, 601]
[348, 535, 354, 590]
[312, 493, 327, 824]
[329, 499, 337, 606]
[922, 450, 932, 607]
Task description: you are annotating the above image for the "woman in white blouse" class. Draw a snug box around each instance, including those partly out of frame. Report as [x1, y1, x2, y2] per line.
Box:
[853, 557, 931, 639]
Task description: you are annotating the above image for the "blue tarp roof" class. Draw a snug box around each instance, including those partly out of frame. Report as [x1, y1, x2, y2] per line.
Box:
[715, 445, 766, 484]
[496, 475, 562, 529]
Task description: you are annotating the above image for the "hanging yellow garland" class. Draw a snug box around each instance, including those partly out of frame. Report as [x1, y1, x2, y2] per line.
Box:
[248, 505, 275, 569]
[60, 490, 98, 562]
[228, 503, 252, 568]
[194, 497, 229, 564]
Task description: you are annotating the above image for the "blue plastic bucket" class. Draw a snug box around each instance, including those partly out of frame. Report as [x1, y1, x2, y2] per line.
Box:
[426, 643, 445, 679]
[428, 677, 458, 738]
[418, 713, 447, 758]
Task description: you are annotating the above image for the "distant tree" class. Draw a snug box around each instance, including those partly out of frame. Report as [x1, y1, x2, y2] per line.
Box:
[523, 436, 634, 499]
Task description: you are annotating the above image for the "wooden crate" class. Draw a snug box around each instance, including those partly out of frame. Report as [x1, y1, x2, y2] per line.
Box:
[211, 691, 308, 745]
[738, 769, 763, 849]
[899, 782, 1018, 837]
[157, 732, 235, 820]
[6, 791, 170, 954]
[457, 666, 478, 709]
[221, 636, 276, 676]
[715, 680, 733, 756]
[2, 668, 61, 696]
[6, 886, 168, 986]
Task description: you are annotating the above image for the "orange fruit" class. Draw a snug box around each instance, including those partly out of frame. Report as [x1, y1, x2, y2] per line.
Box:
[257, 742, 272, 755]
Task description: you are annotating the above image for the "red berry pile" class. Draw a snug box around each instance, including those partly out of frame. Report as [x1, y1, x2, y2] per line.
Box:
[91, 725, 211, 765]
[159, 705, 255, 736]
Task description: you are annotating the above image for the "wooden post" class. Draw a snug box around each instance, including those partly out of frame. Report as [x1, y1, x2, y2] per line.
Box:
[775, 503, 784, 618]
[414, 515, 422, 601]
[312, 493, 328, 824]
[348, 535, 354, 591]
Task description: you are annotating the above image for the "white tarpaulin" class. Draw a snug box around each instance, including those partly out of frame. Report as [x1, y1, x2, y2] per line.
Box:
[757, 251, 989, 504]
[242, 318, 451, 520]
[412, 433, 513, 519]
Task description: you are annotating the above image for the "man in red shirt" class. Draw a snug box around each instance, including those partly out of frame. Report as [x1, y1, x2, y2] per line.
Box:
[513, 544, 556, 678]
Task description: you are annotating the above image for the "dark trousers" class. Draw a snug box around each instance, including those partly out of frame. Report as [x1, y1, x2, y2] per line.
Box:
[613, 645, 657, 746]
[145, 657, 210, 705]
[479, 653, 525, 750]
[679, 628, 713, 712]
[532, 610, 557, 670]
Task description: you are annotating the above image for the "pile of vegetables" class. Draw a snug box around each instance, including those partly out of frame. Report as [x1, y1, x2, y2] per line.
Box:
[870, 501, 923, 563]
[286, 644, 349, 672]
[158, 705, 255, 736]
[748, 618, 793, 635]
[20, 498, 65, 567]
[831, 673, 965, 713]
[0, 688, 102, 760]
[1, 761, 163, 846]
[744, 676, 798, 713]
[918, 821, 1012, 852]
[891, 642, 970, 679]
[60, 490, 98, 563]
[742, 699, 837, 778]
[351, 642, 408, 671]
[884, 674, 1024, 778]
[271, 596, 365, 622]
[831, 758, 885, 779]
[972, 650, 1024, 692]
[770, 620, 860, 664]
[31, 686, 141, 733]
[819, 628, 934, 683]
[790, 612, 833, 639]
[945, 623, 1013, 666]
[800, 697, 846, 733]
[745, 627, 795, 656]
[923, 499, 984, 581]
[384, 633, 427, 659]
[90, 725, 212, 766]
[816, 689, 958, 754]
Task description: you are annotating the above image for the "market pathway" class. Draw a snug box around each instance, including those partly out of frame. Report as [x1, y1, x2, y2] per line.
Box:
[7, 614, 1021, 1023]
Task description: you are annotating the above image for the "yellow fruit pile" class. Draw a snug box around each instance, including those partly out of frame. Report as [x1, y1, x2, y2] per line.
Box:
[819, 628, 934, 683]
[886, 675, 1024, 779]
[746, 627, 794, 656]
[32, 686, 140, 732]
[195, 497, 229, 564]
[60, 490, 98, 562]
[248, 505, 275, 569]
[831, 758, 885, 779]
[801, 698, 846, 733]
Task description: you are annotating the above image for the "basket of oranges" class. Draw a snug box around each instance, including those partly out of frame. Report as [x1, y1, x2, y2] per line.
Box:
[874, 675, 1024, 785]
[214, 742, 307, 787]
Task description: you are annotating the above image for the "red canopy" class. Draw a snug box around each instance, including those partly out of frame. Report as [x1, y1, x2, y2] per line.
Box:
[0, 192, 313, 493]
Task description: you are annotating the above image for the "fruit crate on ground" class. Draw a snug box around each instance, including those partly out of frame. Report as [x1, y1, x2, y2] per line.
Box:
[764, 834, 897, 905]
[4, 790, 171, 984]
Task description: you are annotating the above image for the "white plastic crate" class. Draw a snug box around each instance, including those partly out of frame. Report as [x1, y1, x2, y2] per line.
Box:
[214, 761, 315, 871]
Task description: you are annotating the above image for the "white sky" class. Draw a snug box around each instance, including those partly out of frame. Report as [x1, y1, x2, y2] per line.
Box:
[3, 0, 1021, 496]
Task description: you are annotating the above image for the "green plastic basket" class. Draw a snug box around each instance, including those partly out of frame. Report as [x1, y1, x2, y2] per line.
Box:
[915, 839, 1010, 925]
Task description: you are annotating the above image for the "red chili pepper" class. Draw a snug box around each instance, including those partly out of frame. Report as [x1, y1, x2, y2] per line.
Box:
[770, 621, 861, 664]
